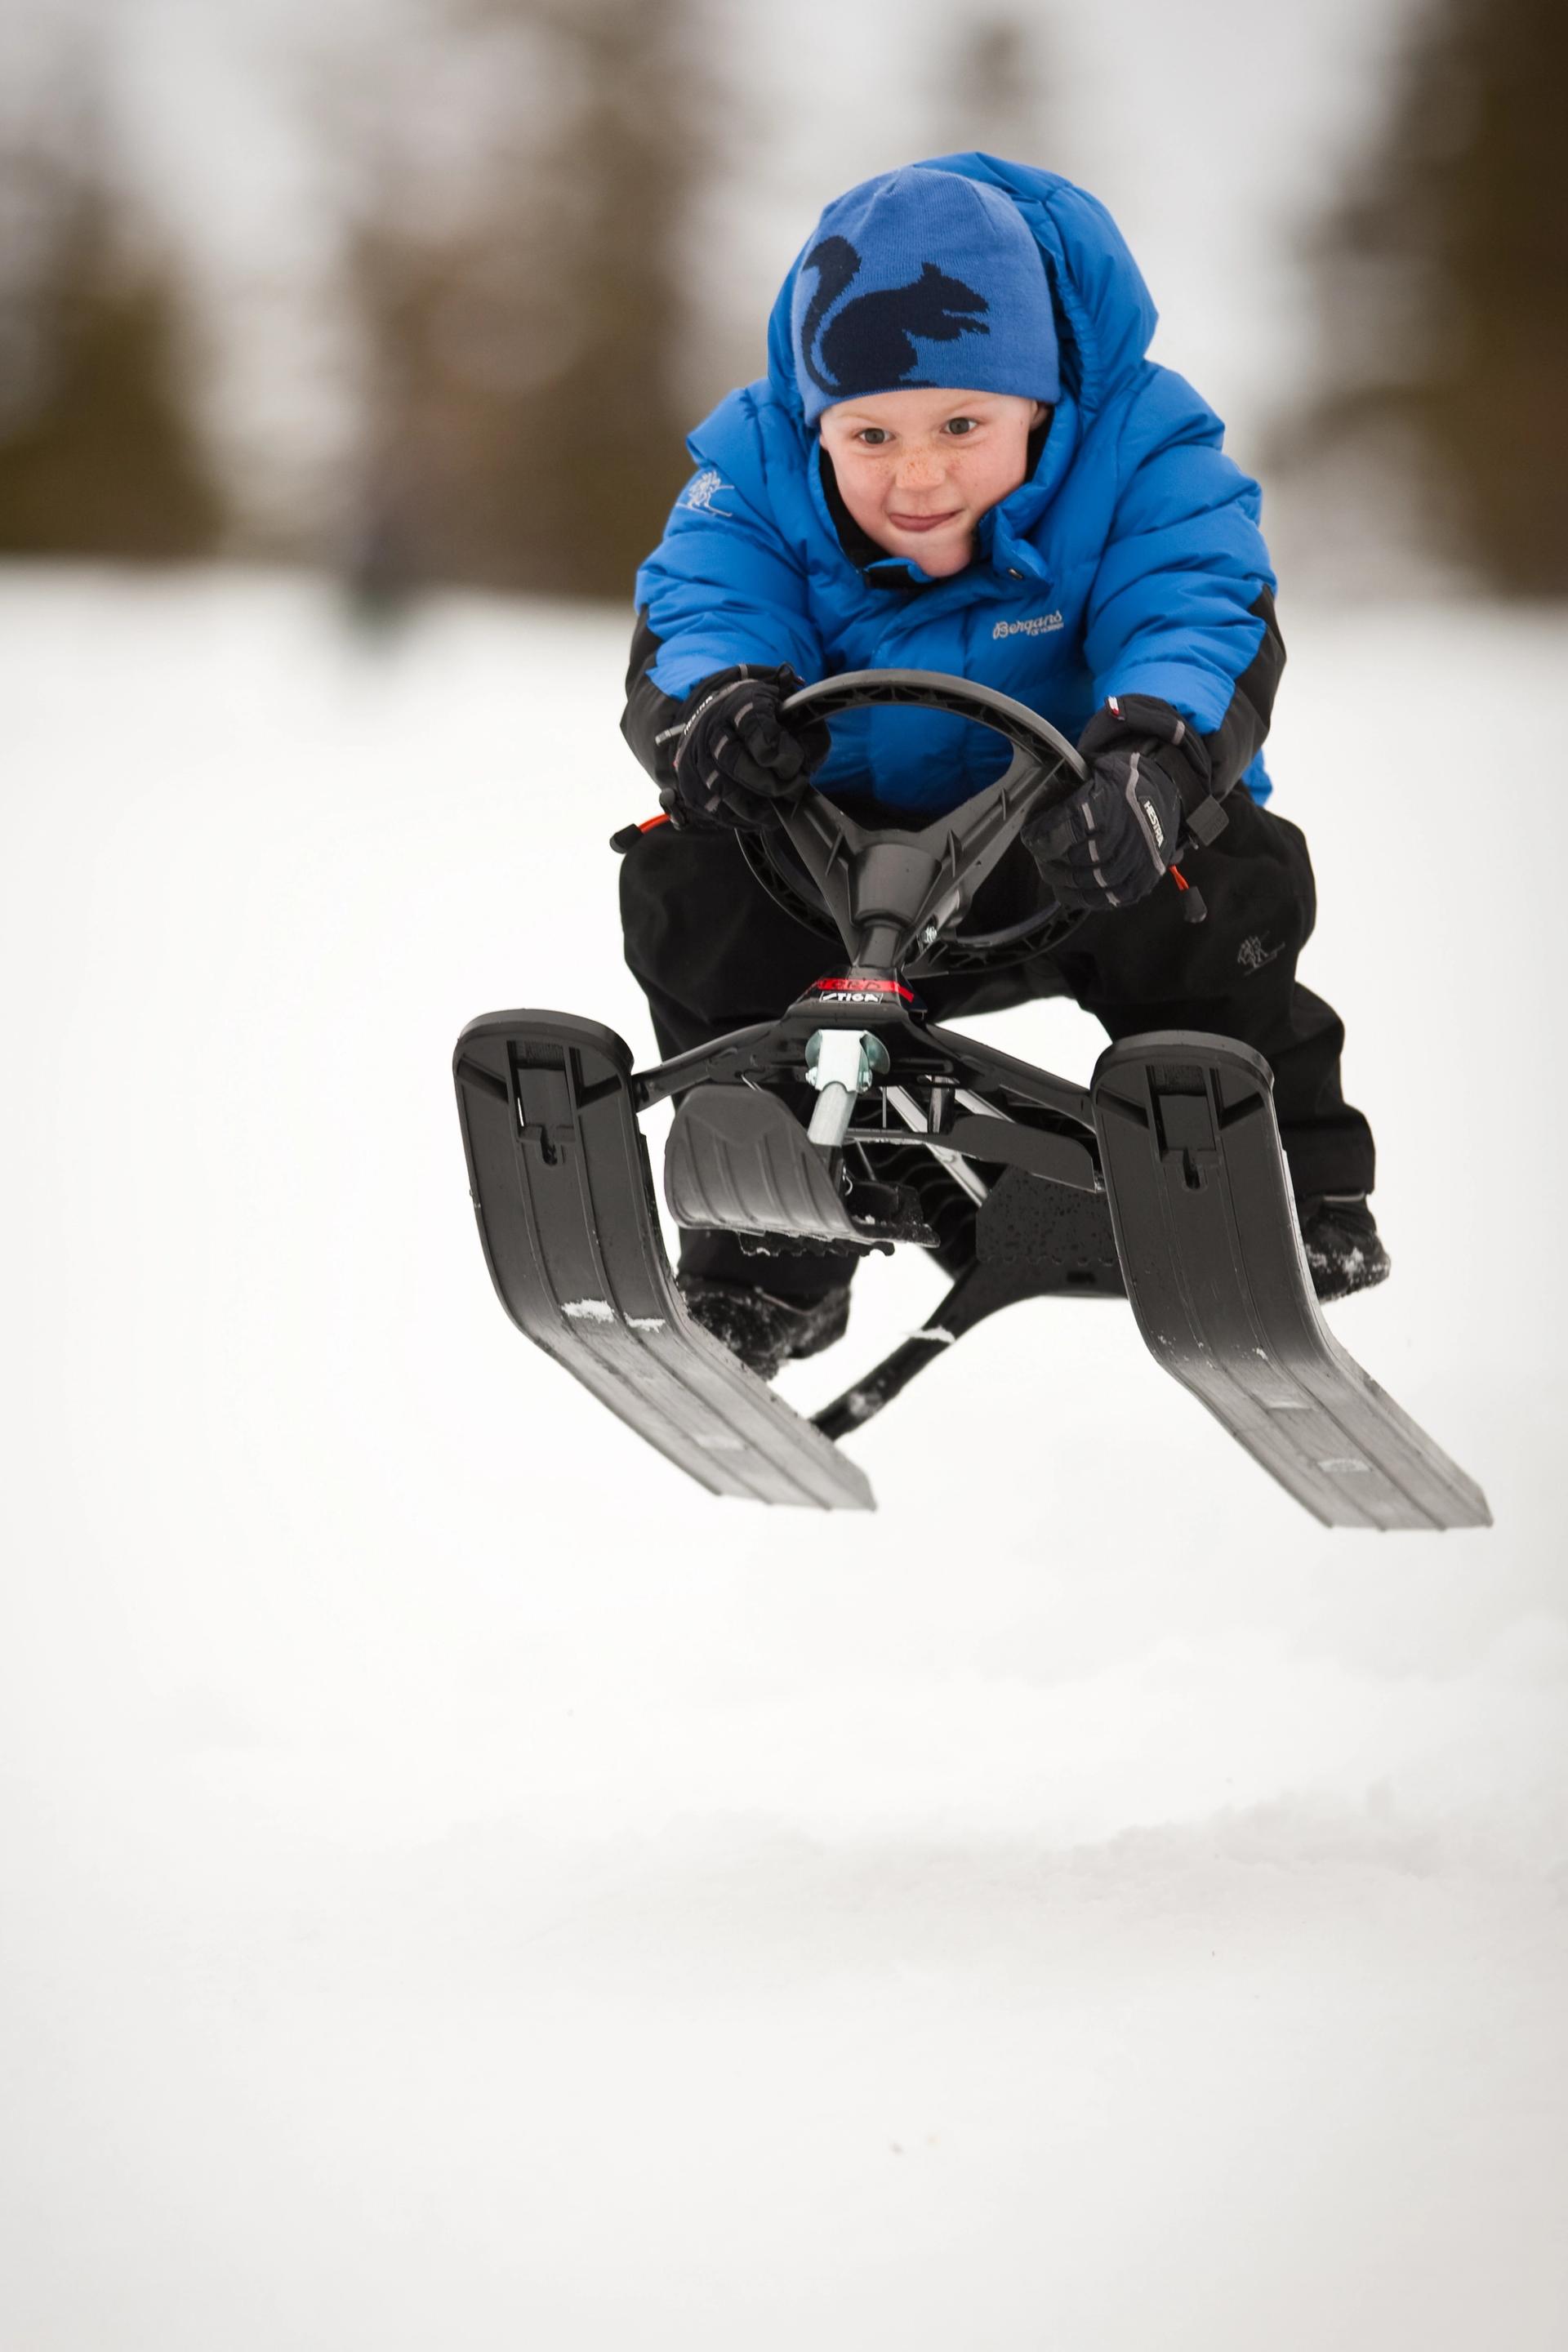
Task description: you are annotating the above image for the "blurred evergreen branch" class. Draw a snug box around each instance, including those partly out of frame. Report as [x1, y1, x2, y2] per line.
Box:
[341, 0, 715, 608]
[0, 131, 223, 561]
[1279, 0, 1568, 595]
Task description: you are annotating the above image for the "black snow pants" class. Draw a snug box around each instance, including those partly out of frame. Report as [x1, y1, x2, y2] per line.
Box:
[620, 790, 1377, 1300]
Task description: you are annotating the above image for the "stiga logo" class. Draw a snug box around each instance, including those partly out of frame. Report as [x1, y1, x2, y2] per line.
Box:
[993, 611, 1064, 639]
[808, 977, 916, 1005]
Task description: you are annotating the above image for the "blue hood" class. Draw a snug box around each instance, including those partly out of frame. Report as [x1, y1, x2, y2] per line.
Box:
[768, 152, 1157, 497]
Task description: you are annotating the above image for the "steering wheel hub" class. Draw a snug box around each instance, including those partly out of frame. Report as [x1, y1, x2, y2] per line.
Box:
[736, 667, 1088, 978]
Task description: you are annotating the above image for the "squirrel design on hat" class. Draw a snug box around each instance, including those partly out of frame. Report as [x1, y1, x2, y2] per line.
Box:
[798, 235, 991, 403]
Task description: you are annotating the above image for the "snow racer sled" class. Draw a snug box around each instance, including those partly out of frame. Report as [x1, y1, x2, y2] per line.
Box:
[454, 670, 1489, 1530]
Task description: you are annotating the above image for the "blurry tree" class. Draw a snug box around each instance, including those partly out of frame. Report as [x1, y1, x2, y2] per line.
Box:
[0, 142, 223, 560]
[1285, 0, 1568, 594]
[343, 0, 712, 607]
[930, 17, 1053, 165]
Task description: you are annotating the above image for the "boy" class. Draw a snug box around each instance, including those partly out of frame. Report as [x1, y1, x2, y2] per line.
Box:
[619, 155, 1386, 1379]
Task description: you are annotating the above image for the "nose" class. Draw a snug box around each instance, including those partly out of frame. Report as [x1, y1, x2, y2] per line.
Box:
[894, 445, 945, 490]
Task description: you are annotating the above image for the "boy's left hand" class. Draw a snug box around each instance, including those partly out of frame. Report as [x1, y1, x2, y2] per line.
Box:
[1024, 695, 1196, 912]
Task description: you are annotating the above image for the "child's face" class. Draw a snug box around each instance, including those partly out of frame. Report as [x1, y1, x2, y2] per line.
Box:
[819, 388, 1048, 577]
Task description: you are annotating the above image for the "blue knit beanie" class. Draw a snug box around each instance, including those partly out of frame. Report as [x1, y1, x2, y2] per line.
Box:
[790, 166, 1059, 430]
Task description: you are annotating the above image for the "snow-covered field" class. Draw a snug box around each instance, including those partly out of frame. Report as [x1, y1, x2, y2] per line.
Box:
[2, 569, 1564, 2349]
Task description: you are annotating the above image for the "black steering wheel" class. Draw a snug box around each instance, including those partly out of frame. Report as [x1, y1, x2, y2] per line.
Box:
[737, 668, 1089, 978]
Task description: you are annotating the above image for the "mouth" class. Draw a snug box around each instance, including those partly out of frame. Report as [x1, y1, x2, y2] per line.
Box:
[887, 509, 961, 534]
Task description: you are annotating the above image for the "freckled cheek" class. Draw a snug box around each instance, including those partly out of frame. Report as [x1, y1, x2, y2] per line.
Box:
[838, 468, 895, 532]
[955, 450, 1008, 497]
[858, 464, 905, 509]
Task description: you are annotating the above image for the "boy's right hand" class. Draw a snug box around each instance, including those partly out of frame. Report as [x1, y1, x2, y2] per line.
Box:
[670, 665, 831, 830]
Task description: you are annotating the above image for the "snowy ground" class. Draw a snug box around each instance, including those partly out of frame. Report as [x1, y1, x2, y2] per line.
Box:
[2, 569, 1565, 2349]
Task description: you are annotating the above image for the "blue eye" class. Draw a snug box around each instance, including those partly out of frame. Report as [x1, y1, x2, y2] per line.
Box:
[945, 417, 977, 435]
[856, 428, 889, 445]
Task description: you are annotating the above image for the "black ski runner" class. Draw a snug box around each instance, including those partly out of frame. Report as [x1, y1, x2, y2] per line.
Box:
[454, 1012, 871, 1510]
[1092, 1034, 1490, 1530]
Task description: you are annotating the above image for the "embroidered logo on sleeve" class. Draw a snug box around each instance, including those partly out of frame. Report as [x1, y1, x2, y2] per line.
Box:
[992, 610, 1064, 639]
[679, 468, 733, 518]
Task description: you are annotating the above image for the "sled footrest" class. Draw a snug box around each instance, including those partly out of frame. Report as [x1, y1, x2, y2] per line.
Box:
[665, 1082, 862, 1242]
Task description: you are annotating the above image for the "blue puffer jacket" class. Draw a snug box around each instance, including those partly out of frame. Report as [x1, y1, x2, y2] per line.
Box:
[625, 152, 1281, 817]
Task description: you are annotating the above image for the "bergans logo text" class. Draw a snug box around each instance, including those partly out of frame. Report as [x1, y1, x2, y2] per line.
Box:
[993, 611, 1064, 639]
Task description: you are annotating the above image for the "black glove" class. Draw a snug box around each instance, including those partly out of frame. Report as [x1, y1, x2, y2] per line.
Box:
[1024, 695, 1204, 912]
[669, 664, 831, 831]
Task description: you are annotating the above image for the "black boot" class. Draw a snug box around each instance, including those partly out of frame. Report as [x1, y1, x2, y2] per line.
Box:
[1297, 1195, 1391, 1303]
[678, 1276, 852, 1381]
